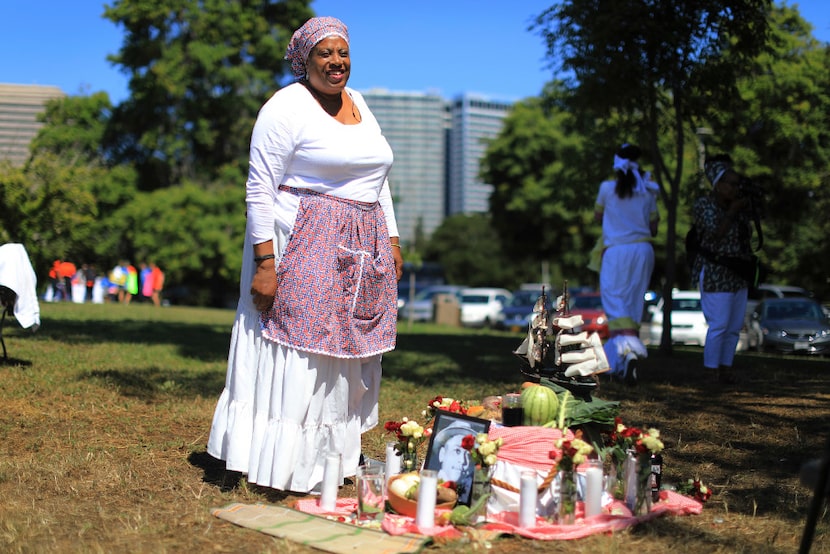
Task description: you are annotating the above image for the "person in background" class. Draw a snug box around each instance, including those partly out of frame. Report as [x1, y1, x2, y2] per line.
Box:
[207, 16, 403, 494]
[58, 259, 77, 302]
[123, 261, 138, 304]
[149, 262, 165, 307]
[593, 144, 660, 385]
[111, 261, 127, 303]
[82, 264, 97, 303]
[139, 262, 153, 302]
[692, 155, 754, 382]
[48, 260, 64, 301]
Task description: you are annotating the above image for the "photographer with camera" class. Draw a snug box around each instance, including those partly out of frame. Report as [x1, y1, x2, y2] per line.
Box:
[691, 154, 761, 383]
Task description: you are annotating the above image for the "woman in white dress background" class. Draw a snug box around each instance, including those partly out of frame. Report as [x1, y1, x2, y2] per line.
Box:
[594, 144, 659, 385]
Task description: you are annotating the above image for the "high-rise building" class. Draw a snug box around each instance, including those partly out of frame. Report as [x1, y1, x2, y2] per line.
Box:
[447, 94, 513, 215]
[0, 83, 65, 166]
[361, 89, 449, 245]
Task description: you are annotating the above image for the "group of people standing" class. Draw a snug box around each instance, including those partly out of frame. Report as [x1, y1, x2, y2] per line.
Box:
[47, 259, 165, 306]
[105, 260, 166, 307]
[594, 145, 758, 385]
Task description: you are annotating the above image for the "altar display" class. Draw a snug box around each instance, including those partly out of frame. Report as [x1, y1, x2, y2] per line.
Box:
[214, 283, 709, 548]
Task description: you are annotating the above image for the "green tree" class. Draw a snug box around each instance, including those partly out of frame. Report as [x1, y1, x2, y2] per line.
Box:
[0, 154, 98, 273]
[117, 181, 245, 306]
[482, 84, 603, 289]
[534, 0, 772, 350]
[700, 4, 830, 298]
[103, 0, 313, 189]
[22, 94, 139, 274]
[424, 213, 535, 288]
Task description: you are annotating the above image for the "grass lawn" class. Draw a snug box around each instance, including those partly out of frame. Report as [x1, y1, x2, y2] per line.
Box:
[0, 301, 828, 553]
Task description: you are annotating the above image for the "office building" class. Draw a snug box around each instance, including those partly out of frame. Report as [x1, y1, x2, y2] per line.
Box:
[0, 83, 65, 166]
[362, 89, 449, 245]
[447, 94, 513, 215]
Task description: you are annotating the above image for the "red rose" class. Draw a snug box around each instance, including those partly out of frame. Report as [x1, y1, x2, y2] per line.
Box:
[461, 434, 476, 450]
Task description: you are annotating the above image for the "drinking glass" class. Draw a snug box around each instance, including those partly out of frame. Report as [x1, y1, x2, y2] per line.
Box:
[356, 464, 386, 521]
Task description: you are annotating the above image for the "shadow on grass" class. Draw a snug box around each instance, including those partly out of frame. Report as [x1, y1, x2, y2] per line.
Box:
[86, 365, 227, 400]
[188, 450, 244, 492]
[384, 331, 523, 385]
[187, 450, 304, 503]
[0, 356, 33, 368]
[32, 317, 231, 362]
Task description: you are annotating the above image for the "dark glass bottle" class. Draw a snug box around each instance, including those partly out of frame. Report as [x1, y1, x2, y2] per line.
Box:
[650, 453, 663, 502]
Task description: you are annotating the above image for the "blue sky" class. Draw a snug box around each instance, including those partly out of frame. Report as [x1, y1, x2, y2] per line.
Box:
[2, 1, 828, 104]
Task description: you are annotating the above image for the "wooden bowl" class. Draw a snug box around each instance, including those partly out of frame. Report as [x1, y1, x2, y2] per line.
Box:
[387, 474, 457, 517]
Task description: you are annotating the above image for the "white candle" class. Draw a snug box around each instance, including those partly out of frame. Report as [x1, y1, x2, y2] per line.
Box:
[584, 460, 604, 518]
[319, 454, 340, 512]
[385, 442, 401, 481]
[415, 469, 437, 528]
[519, 470, 537, 528]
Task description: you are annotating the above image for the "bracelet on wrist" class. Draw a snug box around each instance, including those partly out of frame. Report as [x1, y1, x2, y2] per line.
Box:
[390, 244, 401, 249]
[254, 254, 276, 263]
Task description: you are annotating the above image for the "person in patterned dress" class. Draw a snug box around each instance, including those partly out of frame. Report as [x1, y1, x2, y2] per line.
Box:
[207, 16, 403, 494]
[693, 154, 754, 381]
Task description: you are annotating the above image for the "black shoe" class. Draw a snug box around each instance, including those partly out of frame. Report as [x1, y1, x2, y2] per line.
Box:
[718, 366, 737, 384]
[624, 357, 639, 386]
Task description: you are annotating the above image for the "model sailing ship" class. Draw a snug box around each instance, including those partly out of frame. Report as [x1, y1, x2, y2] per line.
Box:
[514, 282, 610, 396]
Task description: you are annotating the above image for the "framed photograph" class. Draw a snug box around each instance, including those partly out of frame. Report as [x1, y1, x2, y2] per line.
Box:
[424, 411, 491, 506]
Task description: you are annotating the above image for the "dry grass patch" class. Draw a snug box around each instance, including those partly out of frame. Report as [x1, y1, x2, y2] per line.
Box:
[0, 303, 827, 553]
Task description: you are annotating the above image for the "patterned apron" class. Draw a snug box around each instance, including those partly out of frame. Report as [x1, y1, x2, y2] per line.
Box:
[260, 186, 398, 358]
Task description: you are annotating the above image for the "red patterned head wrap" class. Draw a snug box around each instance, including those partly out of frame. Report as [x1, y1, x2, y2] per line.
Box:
[285, 17, 349, 78]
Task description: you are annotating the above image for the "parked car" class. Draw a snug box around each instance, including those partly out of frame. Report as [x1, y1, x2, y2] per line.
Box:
[498, 289, 550, 332]
[746, 283, 813, 320]
[459, 287, 512, 328]
[569, 292, 609, 339]
[648, 290, 708, 346]
[746, 297, 830, 355]
[398, 285, 466, 322]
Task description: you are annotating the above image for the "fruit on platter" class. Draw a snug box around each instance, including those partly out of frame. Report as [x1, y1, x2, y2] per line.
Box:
[521, 384, 560, 426]
[388, 471, 420, 499]
[387, 472, 458, 517]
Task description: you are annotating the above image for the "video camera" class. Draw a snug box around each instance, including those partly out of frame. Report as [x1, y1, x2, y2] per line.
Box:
[737, 176, 765, 218]
[738, 176, 764, 202]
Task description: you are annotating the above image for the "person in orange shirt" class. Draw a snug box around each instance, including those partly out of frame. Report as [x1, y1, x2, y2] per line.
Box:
[58, 260, 77, 302]
[149, 262, 165, 307]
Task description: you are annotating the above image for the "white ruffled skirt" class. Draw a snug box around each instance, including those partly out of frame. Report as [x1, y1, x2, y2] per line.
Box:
[207, 220, 381, 493]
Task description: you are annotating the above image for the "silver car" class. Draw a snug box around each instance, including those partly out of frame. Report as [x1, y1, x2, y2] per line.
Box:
[747, 298, 830, 355]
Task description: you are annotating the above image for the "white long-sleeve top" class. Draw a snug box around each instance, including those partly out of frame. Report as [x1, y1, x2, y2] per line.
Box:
[245, 82, 397, 244]
[595, 180, 659, 247]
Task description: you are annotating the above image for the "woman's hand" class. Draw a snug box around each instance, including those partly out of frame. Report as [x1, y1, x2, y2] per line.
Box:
[250, 261, 277, 311]
[390, 238, 404, 281]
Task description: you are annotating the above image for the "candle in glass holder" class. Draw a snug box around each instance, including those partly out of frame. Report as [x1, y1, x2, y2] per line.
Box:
[415, 469, 437, 528]
[584, 459, 604, 517]
[519, 470, 537, 528]
[385, 441, 401, 481]
[319, 454, 340, 512]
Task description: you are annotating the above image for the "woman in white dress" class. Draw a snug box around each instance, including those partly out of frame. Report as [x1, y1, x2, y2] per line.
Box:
[207, 16, 403, 494]
[594, 144, 659, 385]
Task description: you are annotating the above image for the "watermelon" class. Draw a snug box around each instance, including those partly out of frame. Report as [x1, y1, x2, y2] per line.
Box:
[520, 384, 559, 426]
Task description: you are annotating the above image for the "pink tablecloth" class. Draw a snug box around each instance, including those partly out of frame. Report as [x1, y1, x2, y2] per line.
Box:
[295, 489, 702, 541]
